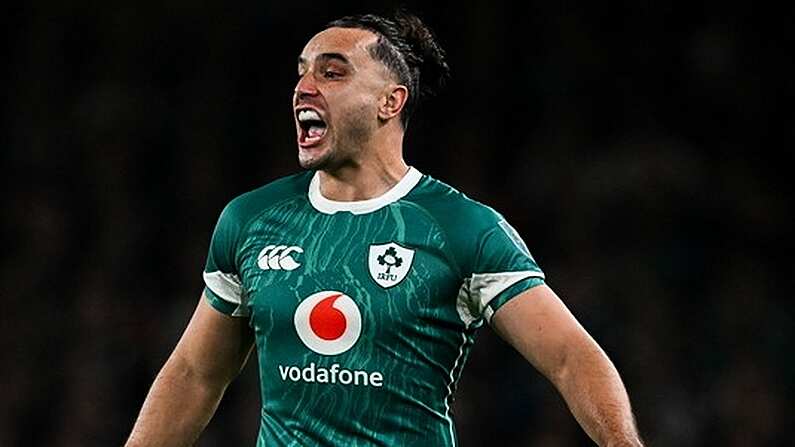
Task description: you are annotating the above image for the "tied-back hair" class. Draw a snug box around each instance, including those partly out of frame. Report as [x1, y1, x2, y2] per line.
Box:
[327, 11, 450, 128]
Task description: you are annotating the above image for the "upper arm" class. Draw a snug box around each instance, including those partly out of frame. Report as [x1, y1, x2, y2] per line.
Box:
[450, 205, 547, 324]
[168, 292, 255, 386]
[490, 284, 600, 383]
[173, 195, 256, 385]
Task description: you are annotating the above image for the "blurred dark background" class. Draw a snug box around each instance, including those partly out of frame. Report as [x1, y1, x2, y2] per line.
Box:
[2, 1, 793, 446]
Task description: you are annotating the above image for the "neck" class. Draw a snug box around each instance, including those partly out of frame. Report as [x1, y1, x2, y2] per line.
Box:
[318, 128, 408, 201]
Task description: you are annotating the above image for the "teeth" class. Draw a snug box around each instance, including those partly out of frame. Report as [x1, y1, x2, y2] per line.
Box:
[298, 109, 321, 122]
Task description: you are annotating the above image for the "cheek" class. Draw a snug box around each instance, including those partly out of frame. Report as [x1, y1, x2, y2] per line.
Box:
[342, 101, 376, 134]
[346, 92, 379, 119]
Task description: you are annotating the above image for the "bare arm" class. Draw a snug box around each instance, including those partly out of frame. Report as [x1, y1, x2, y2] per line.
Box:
[125, 293, 254, 447]
[491, 284, 643, 447]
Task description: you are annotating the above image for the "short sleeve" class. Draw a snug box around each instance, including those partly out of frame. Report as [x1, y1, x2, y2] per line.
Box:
[456, 215, 545, 325]
[202, 200, 249, 317]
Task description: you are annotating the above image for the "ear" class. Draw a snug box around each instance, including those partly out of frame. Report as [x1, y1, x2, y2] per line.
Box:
[378, 85, 409, 122]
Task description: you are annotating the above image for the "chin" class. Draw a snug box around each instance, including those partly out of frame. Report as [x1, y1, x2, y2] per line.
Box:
[298, 157, 320, 170]
[297, 147, 332, 170]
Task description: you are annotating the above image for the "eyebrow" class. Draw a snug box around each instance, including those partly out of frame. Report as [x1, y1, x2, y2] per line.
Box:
[297, 52, 352, 67]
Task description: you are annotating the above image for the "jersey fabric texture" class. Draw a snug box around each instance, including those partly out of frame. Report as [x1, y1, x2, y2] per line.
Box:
[202, 167, 545, 446]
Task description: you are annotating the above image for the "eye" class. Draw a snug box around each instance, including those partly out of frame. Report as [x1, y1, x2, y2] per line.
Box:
[323, 70, 343, 79]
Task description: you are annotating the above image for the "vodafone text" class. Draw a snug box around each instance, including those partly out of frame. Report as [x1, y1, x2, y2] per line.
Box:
[278, 363, 384, 387]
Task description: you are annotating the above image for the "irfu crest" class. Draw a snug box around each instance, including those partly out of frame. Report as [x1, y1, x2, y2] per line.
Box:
[368, 242, 415, 288]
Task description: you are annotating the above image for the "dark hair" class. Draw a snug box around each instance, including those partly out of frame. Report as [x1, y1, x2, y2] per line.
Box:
[327, 11, 450, 128]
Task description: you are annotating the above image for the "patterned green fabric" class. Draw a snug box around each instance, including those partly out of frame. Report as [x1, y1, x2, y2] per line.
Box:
[203, 168, 544, 446]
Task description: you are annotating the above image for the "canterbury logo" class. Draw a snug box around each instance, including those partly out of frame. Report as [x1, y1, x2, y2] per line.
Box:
[257, 245, 303, 271]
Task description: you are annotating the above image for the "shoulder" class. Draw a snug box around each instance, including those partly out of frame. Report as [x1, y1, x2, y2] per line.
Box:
[217, 171, 313, 228]
[405, 174, 506, 234]
[403, 173, 514, 275]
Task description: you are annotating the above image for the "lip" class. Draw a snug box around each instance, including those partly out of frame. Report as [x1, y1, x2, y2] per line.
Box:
[297, 131, 327, 148]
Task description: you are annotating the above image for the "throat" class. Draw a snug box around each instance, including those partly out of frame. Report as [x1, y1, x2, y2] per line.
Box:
[318, 164, 410, 202]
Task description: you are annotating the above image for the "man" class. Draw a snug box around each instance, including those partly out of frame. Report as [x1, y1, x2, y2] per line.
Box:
[126, 12, 644, 447]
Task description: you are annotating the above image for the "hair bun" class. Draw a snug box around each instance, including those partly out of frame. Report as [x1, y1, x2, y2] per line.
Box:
[393, 11, 450, 99]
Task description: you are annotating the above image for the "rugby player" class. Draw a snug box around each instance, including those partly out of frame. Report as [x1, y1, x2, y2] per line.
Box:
[126, 11, 643, 447]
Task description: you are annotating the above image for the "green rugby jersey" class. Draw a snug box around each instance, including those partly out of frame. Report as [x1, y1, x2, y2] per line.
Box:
[202, 167, 545, 446]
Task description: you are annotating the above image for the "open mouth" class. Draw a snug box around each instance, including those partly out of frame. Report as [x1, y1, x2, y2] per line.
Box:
[296, 108, 328, 147]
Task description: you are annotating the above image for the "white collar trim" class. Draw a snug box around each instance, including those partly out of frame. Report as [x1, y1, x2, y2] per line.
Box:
[308, 167, 423, 215]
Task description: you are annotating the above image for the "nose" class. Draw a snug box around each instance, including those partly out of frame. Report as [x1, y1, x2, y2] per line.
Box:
[294, 73, 319, 100]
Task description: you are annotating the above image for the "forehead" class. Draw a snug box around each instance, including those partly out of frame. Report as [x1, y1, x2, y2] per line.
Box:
[299, 27, 379, 65]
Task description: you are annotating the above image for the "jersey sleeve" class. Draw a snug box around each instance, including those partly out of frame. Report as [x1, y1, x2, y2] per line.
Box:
[202, 199, 249, 317]
[457, 213, 545, 325]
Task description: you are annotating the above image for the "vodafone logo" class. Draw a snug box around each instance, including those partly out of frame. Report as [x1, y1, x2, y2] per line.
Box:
[294, 291, 362, 355]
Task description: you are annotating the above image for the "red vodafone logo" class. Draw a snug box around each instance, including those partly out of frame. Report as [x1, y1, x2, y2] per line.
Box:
[294, 291, 362, 355]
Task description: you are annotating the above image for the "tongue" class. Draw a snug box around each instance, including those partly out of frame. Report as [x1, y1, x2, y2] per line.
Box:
[308, 126, 325, 138]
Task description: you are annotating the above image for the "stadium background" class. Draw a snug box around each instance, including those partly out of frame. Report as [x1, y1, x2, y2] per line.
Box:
[2, 2, 792, 446]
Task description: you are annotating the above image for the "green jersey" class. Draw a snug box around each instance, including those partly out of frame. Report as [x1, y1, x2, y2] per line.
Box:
[203, 167, 545, 446]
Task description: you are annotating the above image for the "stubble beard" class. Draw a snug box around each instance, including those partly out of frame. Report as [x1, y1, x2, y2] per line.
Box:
[297, 104, 375, 172]
[298, 144, 333, 170]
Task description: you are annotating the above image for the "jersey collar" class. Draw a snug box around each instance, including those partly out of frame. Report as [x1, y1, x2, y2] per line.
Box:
[308, 167, 423, 215]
